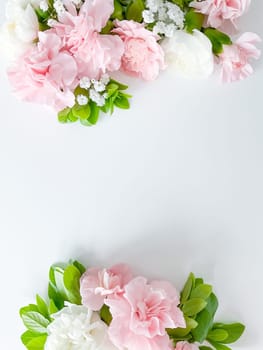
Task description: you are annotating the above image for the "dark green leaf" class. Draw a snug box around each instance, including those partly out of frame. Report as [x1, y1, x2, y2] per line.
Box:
[182, 298, 207, 316]
[21, 311, 49, 334]
[212, 323, 245, 344]
[195, 278, 204, 287]
[100, 304, 112, 325]
[191, 284, 213, 300]
[72, 260, 86, 275]
[203, 28, 232, 55]
[48, 299, 58, 315]
[181, 272, 195, 303]
[191, 293, 218, 342]
[208, 341, 232, 350]
[111, 0, 124, 20]
[101, 20, 114, 34]
[126, 0, 145, 22]
[185, 9, 204, 33]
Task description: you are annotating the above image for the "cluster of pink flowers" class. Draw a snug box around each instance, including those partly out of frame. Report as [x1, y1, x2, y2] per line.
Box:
[80, 263, 196, 350]
[7, 0, 165, 112]
[190, 0, 261, 82]
[2, 0, 261, 119]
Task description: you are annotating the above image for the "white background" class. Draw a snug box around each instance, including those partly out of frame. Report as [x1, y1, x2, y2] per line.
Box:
[0, 1, 263, 349]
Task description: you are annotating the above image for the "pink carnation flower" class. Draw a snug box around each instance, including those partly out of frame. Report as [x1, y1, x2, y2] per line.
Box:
[80, 264, 133, 311]
[112, 20, 165, 81]
[105, 277, 186, 350]
[190, 0, 251, 28]
[175, 341, 199, 350]
[50, 0, 124, 79]
[218, 32, 261, 82]
[8, 31, 77, 111]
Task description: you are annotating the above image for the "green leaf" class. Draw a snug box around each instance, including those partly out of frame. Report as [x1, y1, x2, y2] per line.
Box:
[48, 299, 58, 315]
[111, 0, 124, 20]
[182, 298, 207, 316]
[167, 317, 198, 338]
[208, 329, 229, 342]
[181, 272, 195, 303]
[88, 102, 100, 125]
[100, 304, 112, 325]
[72, 260, 86, 275]
[21, 311, 49, 334]
[114, 93, 130, 109]
[21, 331, 40, 346]
[63, 264, 81, 304]
[67, 110, 78, 122]
[184, 9, 204, 33]
[58, 108, 70, 123]
[195, 278, 204, 287]
[20, 305, 39, 316]
[191, 284, 213, 300]
[101, 20, 114, 34]
[199, 347, 213, 350]
[72, 104, 91, 121]
[208, 341, 232, 350]
[48, 283, 64, 310]
[212, 323, 245, 344]
[203, 28, 232, 55]
[126, 0, 145, 22]
[36, 295, 49, 319]
[107, 83, 119, 97]
[110, 79, 128, 90]
[26, 334, 47, 350]
[191, 293, 218, 342]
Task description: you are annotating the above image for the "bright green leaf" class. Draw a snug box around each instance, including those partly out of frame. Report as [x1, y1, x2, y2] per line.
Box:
[182, 298, 207, 316]
[63, 264, 81, 304]
[181, 272, 195, 303]
[208, 329, 229, 342]
[191, 284, 213, 300]
[36, 295, 49, 319]
[212, 323, 245, 344]
[26, 334, 47, 350]
[72, 260, 86, 275]
[114, 93, 130, 109]
[21, 311, 49, 334]
[72, 104, 91, 121]
[58, 108, 70, 123]
[21, 331, 41, 346]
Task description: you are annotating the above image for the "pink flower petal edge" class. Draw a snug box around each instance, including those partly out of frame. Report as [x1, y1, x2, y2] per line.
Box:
[218, 32, 261, 83]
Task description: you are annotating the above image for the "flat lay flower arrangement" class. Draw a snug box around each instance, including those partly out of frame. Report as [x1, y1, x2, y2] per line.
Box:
[0, 0, 261, 126]
[20, 260, 245, 350]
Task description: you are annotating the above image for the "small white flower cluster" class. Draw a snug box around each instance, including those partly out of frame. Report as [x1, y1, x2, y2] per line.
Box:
[77, 74, 110, 107]
[143, 0, 185, 38]
[54, 0, 65, 16]
[39, 0, 48, 12]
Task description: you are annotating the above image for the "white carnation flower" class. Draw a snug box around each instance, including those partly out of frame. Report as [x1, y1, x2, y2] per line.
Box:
[0, 0, 39, 58]
[45, 304, 117, 350]
[162, 30, 214, 79]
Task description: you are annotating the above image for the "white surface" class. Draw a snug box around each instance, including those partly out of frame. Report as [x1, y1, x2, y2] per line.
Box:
[0, 1, 263, 349]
